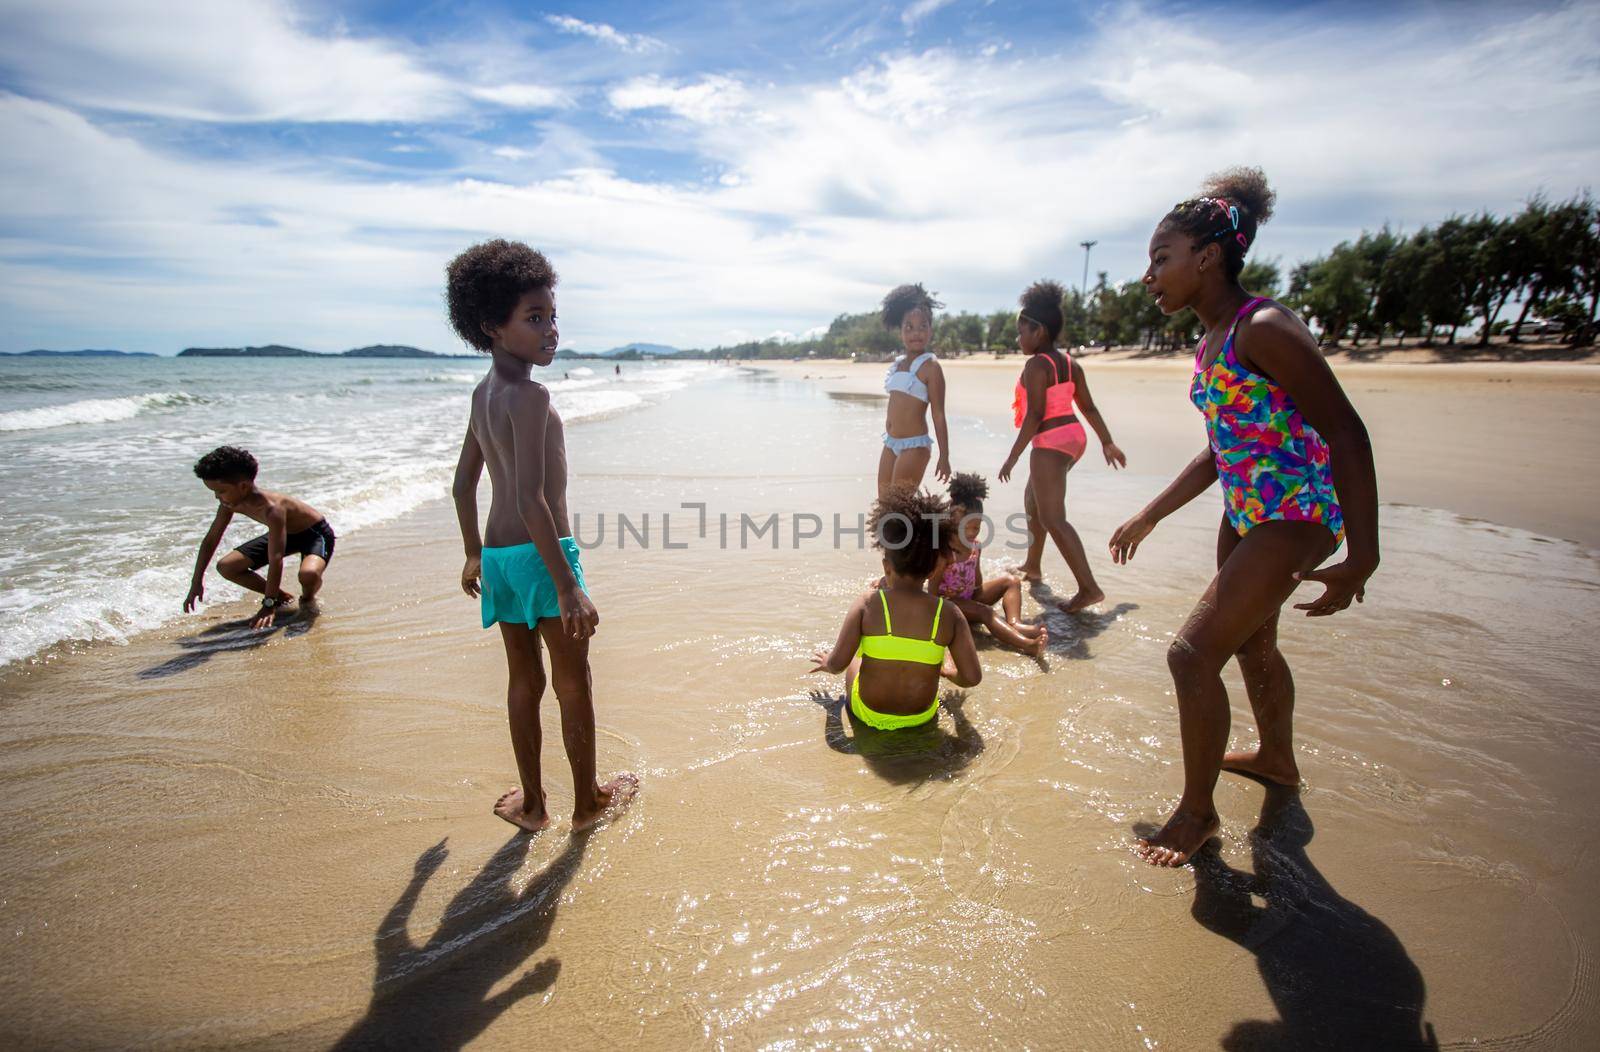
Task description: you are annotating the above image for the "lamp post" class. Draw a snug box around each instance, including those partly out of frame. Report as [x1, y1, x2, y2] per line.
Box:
[1079, 239, 1097, 298]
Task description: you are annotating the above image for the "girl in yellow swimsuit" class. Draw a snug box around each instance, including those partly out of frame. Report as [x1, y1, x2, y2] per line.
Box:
[809, 487, 983, 730]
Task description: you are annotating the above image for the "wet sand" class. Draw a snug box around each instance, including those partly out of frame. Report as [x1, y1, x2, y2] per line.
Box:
[2, 363, 1598, 1049]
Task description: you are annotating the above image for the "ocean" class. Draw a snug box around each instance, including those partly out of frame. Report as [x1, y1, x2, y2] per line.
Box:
[0, 354, 711, 666]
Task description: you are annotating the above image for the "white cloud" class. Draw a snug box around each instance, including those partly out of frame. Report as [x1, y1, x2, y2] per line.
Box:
[607, 75, 752, 124]
[902, 0, 958, 30]
[0, 0, 567, 121]
[3, 3, 1599, 354]
[545, 14, 666, 54]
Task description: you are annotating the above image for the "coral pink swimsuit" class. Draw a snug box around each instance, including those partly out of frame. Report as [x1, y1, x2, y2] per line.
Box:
[1013, 350, 1088, 461]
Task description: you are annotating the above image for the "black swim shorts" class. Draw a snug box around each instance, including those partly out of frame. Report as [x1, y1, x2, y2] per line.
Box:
[234, 518, 337, 568]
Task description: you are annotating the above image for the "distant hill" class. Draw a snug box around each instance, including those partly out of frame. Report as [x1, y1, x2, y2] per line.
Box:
[179, 344, 473, 359]
[10, 349, 157, 358]
[603, 342, 681, 358]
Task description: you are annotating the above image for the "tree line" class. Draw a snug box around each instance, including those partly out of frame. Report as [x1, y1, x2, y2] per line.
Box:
[684, 193, 1598, 359]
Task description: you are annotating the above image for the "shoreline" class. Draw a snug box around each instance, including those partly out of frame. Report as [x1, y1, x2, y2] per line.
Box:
[750, 356, 1600, 551]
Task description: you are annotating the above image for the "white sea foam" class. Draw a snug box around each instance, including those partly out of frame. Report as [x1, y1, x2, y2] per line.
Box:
[0, 391, 202, 432]
[568, 366, 595, 377]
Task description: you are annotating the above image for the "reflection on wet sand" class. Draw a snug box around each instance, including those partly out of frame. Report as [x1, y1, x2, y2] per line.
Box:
[1192, 782, 1438, 1051]
[813, 688, 984, 785]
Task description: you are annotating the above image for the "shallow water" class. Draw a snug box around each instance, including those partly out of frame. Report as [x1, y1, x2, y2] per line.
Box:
[0, 366, 1596, 1048]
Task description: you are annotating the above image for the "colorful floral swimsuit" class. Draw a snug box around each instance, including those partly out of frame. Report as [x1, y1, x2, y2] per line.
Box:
[1191, 297, 1344, 542]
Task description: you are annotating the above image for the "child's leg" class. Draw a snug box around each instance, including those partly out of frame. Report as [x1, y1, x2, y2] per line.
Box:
[958, 597, 1047, 655]
[1219, 525, 1302, 787]
[876, 445, 897, 498]
[889, 445, 932, 491]
[975, 575, 1031, 629]
[536, 618, 639, 831]
[297, 555, 327, 603]
[1017, 482, 1046, 581]
[1027, 448, 1102, 611]
[216, 550, 293, 602]
[493, 622, 552, 833]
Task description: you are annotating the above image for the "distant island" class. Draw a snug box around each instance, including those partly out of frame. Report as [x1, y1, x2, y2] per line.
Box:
[556, 342, 683, 361]
[7, 349, 158, 358]
[178, 344, 474, 359]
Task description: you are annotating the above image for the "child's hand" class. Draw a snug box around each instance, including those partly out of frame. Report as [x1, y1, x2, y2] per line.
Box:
[460, 555, 481, 598]
[998, 456, 1018, 483]
[183, 581, 204, 613]
[808, 650, 834, 675]
[1103, 441, 1127, 470]
[1292, 558, 1376, 617]
[252, 604, 277, 630]
[1109, 513, 1155, 564]
[935, 456, 952, 483]
[558, 587, 599, 640]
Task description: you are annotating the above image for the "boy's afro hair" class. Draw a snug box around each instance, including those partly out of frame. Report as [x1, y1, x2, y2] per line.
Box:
[881, 283, 944, 330]
[869, 484, 951, 578]
[947, 471, 989, 512]
[445, 239, 559, 352]
[1019, 279, 1067, 342]
[193, 445, 258, 482]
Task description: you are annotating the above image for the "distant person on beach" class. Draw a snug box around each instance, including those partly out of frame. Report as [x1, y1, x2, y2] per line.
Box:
[810, 487, 982, 730]
[933, 472, 1048, 656]
[446, 239, 638, 834]
[999, 280, 1126, 612]
[878, 283, 952, 496]
[185, 445, 334, 630]
[1110, 167, 1379, 867]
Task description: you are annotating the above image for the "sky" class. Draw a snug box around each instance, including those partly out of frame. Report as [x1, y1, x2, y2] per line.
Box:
[1, 0, 1596, 355]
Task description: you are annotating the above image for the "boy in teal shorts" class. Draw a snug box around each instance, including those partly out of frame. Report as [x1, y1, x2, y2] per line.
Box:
[447, 239, 638, 833]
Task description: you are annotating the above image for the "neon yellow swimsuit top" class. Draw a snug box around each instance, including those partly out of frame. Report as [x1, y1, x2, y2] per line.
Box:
[858, 589, 946, 665]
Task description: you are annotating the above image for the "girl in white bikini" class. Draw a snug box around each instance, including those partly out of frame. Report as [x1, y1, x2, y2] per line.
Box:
[877, 283, 952, 496]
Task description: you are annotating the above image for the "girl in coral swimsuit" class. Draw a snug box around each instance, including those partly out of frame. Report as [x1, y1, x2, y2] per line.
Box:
[998, 279, 1126, 612]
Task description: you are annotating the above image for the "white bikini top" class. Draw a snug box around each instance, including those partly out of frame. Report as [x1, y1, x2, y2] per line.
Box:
[884, 352, 936, 403]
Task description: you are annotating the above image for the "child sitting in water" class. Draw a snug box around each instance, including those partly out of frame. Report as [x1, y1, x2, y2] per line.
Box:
[446, 238, 638, 833]
[810, 487, 982, 730]
[933, 472, 1048, 657]
[184, 445, 335, 630]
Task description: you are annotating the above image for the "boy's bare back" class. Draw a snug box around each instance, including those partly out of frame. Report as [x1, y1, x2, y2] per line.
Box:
[470, 373, 570, 549]
[221, 488, 323, 533]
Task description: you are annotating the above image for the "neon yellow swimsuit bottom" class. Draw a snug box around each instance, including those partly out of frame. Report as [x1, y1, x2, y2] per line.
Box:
[850, 590, 946, 731]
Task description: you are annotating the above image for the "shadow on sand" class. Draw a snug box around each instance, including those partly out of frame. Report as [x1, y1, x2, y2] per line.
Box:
[137, 603, 319, 679]
[1022, 581, 1136, 660]
[332, 832, 587, 1050]
[1190, 783, 1439, 1051]
[811, 688, 984, 785]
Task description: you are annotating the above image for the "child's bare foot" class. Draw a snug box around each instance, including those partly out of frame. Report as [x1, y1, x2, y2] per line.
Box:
[1136, 808, 1220, 867]
[1060, 587, 1104, 613]
[1016, 564, 1043, 583]
[1021, 628, 1049, 657]
[1222, 749, 1301, 786]
[572, 772, 640, 833]
[493, 788, 552, 834]
[1012, 620, 1046, 639]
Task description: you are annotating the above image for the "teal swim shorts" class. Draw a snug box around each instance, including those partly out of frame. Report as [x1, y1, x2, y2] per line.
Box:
[479, 537, 587, 629]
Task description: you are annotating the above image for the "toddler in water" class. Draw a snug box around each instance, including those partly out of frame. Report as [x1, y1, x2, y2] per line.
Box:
[811, 487, 982, 730]
[933, 472, 1048, 657]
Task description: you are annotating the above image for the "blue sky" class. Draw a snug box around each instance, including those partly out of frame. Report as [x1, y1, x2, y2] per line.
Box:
[1, 0, 1596, 354]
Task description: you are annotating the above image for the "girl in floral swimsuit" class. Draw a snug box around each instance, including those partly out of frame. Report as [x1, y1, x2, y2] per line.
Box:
[932, 473, 1048, 657]
[1110, 167, 1381, 868]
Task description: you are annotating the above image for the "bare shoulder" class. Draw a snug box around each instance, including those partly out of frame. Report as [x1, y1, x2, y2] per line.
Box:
[1239, 301, 1317, 353]
[505, 377, 551, 409]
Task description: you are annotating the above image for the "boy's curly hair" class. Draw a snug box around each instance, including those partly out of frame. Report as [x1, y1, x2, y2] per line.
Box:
[193, 445, 258, 482]
[869, 484, 950, 578]
[445, 239, 559, 352]
[1019, 279, 1067, 342]
[947, 471, 989, 515]
[880, 283, 943, 330]
[1163, 166, 1276, 280]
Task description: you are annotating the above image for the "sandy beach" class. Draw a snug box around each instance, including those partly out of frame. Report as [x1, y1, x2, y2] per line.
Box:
[2, 358, 1598, 1049]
